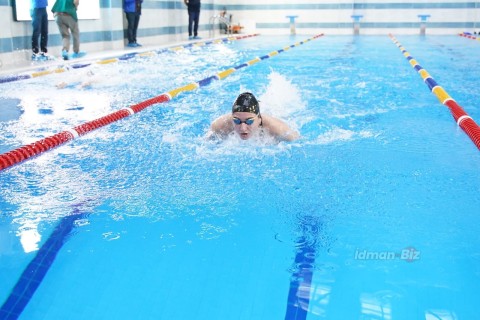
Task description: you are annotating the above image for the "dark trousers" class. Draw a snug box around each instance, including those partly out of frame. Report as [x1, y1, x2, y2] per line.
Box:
[126, 12, 141, 43]
[31, 7, 48, 53]
[188, 10, 200, 36]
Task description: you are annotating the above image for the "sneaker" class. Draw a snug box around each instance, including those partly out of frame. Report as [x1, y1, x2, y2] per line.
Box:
[193, 36, 202, 40]
[127, 42, 137, 47]
[62, 50, 69, 60]
[135, 42, 142, 47]
[188, 36, 193, 40]
[40, 52, 53, 60]
[72, 51, 86, 59]
[32, 53, 49, 61]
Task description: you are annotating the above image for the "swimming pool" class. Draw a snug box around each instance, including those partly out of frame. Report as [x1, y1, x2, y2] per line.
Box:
[1, 34, 480, 319]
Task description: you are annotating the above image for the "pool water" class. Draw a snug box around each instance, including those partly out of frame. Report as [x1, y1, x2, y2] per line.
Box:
[1, 35, 480, 319]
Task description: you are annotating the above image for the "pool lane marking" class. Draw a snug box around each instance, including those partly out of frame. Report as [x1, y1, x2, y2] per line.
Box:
[389, 34, 480, 149]
[0, 34, 324, 171]
[0, 209, 86, 320]
[0, 34, 259, 84]
[284, 236, 316, 319]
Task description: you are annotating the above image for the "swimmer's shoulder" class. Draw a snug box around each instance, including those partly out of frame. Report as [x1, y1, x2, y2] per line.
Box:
[261, 114, 300, 142]
[210, 114, 233, 133]
[206, 114, 233, 140]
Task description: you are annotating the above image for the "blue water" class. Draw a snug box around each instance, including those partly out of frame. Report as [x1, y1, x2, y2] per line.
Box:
[1, 35, 480, 319]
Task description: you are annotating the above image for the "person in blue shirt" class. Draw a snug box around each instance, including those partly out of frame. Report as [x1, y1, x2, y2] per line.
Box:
[184, 0, 201, 39]
[124, 0, 143, 47]
[31, 0, 49, 60]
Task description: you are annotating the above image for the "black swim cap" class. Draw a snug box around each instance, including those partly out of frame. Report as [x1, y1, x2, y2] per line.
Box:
[232, 92, 260, 115]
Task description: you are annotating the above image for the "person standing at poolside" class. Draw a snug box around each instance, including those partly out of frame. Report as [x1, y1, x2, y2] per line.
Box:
[52, 0, 86, 60]
[208, 92, 300, 142]
[31, 0, 50, 60]
[124, 0, 143, 47]
[184, 0, 201, 40]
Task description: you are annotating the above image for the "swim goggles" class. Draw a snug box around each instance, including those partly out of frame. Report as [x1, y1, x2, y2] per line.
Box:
[232, 117, 255, 125]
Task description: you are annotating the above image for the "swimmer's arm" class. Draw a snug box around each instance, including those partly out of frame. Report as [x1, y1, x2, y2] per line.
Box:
[206, 114, 233, 139]
[261, 114, 300, 142]
[80, 78, 98, 88]
[56, 81, 82, 89]
[56, 82, 68, 89]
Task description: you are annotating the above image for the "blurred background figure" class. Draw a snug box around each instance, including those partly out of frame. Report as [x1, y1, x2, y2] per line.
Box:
[124, 0, 143, 47]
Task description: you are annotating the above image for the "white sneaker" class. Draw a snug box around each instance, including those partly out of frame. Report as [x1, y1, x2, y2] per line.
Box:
[40, 52, 53, 60]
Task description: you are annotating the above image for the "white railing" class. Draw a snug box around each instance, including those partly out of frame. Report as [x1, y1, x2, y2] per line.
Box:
[209, 15, 232, 37]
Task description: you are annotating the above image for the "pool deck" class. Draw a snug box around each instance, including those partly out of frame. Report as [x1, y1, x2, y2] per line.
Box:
[0, 44, 174, 78]
[0, 36, 217, 78]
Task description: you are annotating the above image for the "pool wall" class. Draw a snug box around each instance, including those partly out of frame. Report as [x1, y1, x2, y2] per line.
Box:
[0, 0, 478, 70]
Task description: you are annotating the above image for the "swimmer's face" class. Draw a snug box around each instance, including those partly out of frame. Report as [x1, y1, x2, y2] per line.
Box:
[232, 112, 261, 140]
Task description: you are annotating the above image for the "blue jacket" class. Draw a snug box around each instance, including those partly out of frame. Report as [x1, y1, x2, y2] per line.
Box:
[32, 0, 48, 8]
[186, 0, 200, 11]
[124, 0, 142, 13]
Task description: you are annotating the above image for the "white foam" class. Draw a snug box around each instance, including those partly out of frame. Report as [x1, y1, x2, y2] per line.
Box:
[311, 126, 375, 145]
[258, 71, 306, 119]
[194, 130, 293, 161]
[329, 108, 389, 120]
[162, 133, 180, 143]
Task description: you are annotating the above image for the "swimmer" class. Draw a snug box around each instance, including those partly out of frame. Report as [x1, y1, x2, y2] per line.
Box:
[207, 92, 299, 142]
[56, 70, 98, 89]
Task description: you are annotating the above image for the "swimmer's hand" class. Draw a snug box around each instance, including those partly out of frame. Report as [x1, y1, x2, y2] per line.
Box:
[80, 80, 94, 88]
[56, 82, 68, 89]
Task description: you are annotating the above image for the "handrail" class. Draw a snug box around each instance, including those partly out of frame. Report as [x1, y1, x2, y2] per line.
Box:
[209, 15, 232, 37]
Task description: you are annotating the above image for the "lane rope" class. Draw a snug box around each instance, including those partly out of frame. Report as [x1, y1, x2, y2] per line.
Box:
[389, 34, 480, 150]
[0, 34, 259, 84]
[458, 32, 480, 42]
[0, 34, 324, 171]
